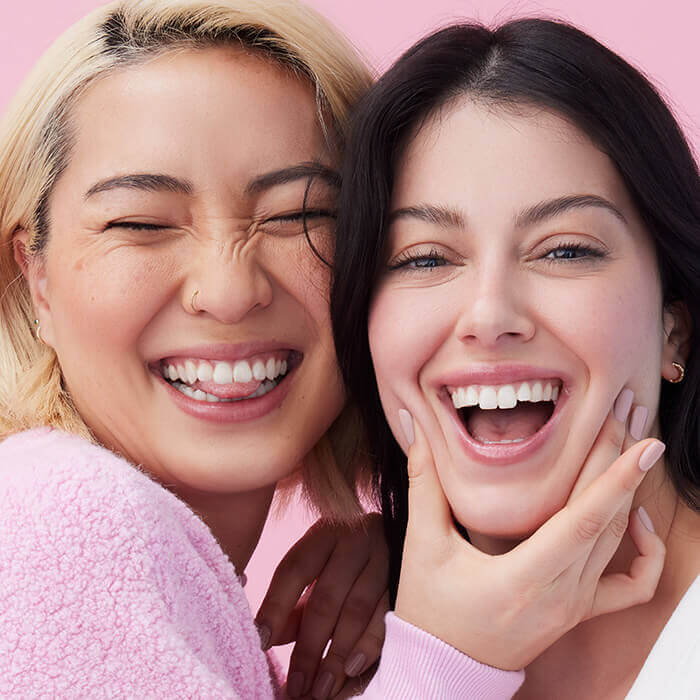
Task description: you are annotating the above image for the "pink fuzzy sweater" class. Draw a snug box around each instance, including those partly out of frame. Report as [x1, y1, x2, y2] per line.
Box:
[0, 428, 524, 699]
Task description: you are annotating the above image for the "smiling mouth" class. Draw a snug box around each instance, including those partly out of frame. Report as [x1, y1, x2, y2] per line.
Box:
[157, 350, 300, 404]
[450, 379, 561, 444]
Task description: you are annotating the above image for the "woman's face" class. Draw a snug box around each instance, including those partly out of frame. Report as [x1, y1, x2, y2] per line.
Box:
[29, 48, 345, 493]
[369, 100, 672, 541]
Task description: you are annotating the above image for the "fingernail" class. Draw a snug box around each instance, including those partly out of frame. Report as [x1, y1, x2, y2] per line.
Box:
[638, 506, 655, 533]
[398, 408, 414, 446]
[638, 440, 665, 472]
[614, 388, 634, 422]
[344, 652, 366, 676]
[312, 671, 334, 700]
[287, 671, 304, 698]
[257, 624, 271, 651]
[629, 406, 649, 440]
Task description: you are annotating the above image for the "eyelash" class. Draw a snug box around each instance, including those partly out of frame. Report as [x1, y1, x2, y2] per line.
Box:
[105, 209, 337, 232]
[388, 241, 606, 272]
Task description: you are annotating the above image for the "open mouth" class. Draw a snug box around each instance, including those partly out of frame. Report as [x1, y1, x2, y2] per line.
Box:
[157, 350, 301, 404]
[450, 380, 562, 445]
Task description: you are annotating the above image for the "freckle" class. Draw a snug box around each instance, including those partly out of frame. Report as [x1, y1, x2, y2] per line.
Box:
[90, 296, 95, 303]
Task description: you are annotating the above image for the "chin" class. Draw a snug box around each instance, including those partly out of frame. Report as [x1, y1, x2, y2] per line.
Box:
[449, 487, 567, 546]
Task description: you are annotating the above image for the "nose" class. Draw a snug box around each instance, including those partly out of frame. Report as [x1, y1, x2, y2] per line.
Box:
[454, 265, 535, 349]
[185, 238, 273, 324]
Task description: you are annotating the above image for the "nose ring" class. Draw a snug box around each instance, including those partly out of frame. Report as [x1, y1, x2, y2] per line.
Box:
[190, 289, 200, 313]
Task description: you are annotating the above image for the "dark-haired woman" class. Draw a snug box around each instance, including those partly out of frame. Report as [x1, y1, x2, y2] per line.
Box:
[333, 18, 699, 698]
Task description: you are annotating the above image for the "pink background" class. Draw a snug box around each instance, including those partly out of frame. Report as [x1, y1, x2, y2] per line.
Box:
[2, 0, 698, 665]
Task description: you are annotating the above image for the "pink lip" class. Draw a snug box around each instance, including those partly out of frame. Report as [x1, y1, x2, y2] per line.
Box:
[151, 362, 295, 424]
[438, 363, 570, 466]
[151, 341, 298, 364]
[437, 363, 572, 389]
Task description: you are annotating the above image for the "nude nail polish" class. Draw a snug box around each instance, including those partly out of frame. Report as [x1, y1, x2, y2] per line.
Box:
[630, 406, 649, 440]
[638, 506, 655, 533]
[398, 408, 415, 446]
[312, 671, 334, 700]
[638, 441, 665, 472]
[614, 388, 634, 422]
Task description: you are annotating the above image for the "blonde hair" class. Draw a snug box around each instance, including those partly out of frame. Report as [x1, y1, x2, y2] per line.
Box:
[0, 0, 374, 521]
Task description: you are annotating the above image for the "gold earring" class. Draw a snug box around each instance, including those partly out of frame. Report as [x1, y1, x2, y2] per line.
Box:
[669, 361, 685, 384]
[190, 289, 200, 313]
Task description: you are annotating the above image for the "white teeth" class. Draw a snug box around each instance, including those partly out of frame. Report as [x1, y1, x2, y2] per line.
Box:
[193, 389, 206, 401]
[497, 385, 517, 409]
[233, 361, 253, 383]
[479, 386, 498, 410]
[213, 362, 233, 384]
[252, 360, 266, 381]
[164, 355, 290, 387]
[197, 362, 213, 382]
[451, 379, 562, 410]
[517, 383, 531, 402]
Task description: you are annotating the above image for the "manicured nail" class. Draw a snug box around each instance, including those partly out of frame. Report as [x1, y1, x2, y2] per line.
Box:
[344, 652, 366, 677]
[287, 671, 304, 698]
[257, 624, 271, 651]
[398, 408, 415, 446]
[312, 671, 335, 700]
[637, 506, 655, 533]
[638, 440, 665, 472]
[629, 406, 649, 440]
[614, 388, 634, 422]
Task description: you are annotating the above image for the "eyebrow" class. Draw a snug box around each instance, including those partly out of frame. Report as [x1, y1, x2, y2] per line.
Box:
[389, 194, 626, 229]
[514, 194, 627, 227]
[85, 173, 194, 199]
[244, 162, 341, 195]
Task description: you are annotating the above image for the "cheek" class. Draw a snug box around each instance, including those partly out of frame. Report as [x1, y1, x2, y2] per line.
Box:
[368, 284, 453, 424]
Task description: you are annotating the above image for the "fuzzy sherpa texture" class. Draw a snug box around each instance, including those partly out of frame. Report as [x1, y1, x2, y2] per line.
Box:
[0, 427, 279, 699]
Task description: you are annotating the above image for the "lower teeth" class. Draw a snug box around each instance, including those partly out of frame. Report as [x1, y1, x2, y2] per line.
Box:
[170, 378, 279, 403]
[479, 437, 527, 445]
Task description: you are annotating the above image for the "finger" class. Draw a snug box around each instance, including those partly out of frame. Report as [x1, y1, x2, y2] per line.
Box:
[309, 557, 389, 699]
[517, 438, 665, 579]
[589, 506, 665, 618]
[256, 521, 337, 649]
[568, 388, 633, 501]
[287, 537, 370, 698]
[401, 410, 453, 541]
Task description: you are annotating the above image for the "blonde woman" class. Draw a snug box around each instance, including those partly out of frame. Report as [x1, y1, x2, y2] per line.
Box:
[0, 2, 395, 698]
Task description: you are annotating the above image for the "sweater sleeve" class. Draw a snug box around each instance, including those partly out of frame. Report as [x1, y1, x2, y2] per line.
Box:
[359, 613, 525, 700]
[0, 429, 274, 700]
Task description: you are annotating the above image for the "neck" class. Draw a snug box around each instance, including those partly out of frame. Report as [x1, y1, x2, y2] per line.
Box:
[171, 483, 276, 575]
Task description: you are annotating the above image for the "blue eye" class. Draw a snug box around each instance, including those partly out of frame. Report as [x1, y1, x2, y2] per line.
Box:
[542, 243, 605, 261]
[389, 248, 447, 271]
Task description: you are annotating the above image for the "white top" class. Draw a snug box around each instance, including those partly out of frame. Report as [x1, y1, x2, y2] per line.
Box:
[627, 574, 700, 699]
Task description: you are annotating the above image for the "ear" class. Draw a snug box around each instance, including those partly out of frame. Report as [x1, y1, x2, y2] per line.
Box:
[12, 229, 54, 347]
[661, 301, 692, 382]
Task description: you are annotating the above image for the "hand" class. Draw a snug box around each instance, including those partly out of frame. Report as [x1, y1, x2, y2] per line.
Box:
[255, 513, 389, 699]
[395, 390, 666, 670]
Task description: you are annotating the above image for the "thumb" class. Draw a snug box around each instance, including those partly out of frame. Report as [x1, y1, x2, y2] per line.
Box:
[399, 409, 453, 538]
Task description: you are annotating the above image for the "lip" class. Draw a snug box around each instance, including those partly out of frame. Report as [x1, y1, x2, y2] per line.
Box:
[437, 363, 572, 390]
[151, 341, 298, 364]
[437, 364, 570, 466]
[153, 367, 295, 424]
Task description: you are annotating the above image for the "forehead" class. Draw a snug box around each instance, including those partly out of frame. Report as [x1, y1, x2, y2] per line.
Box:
[63, 46, 326, 187]
[393, 99, 632, 214]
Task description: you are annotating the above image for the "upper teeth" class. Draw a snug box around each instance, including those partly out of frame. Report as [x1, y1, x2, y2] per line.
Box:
[163, 357, 288, 386]
[450, 380, 561, 410]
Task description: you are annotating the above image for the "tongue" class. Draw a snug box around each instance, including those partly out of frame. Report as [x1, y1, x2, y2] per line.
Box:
[466, 403, 552, 443]
[191, 379, 263, 399]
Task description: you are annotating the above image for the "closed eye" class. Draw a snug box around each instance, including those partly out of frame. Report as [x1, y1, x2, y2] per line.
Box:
[105, 221, 166, 231]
